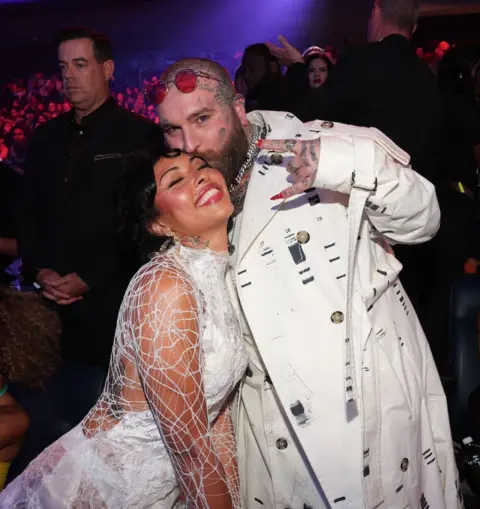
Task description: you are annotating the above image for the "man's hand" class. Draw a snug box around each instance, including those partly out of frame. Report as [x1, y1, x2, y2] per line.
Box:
[265, 35, 304, 67]
[50, 273, 89, 300]
[259, 138, 321, 199]
[38, 269, 84, 306]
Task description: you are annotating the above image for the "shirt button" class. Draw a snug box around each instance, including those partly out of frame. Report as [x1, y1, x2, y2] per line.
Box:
[79, 130, 84, 135]
[321, 121, 334, 129]
[276, 438, 288, 450]
[296, 231, 310, 244]
[64, 177, 68, 183]
[331, 311, 344, 324]
[400, 458, 409, 472]
[270, 153, 283, 165]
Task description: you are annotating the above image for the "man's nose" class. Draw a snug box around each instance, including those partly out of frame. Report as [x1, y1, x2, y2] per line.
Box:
[182, 133, 200, 154]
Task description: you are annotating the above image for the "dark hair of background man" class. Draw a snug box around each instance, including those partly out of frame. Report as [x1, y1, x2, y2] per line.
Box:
[54, 27, 113, 63]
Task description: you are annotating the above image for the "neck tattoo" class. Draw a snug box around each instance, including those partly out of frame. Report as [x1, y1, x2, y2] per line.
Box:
[227, 122, 266, 256]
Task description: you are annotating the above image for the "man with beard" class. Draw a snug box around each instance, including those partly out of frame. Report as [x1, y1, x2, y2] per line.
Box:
[155, 59, 460, 509]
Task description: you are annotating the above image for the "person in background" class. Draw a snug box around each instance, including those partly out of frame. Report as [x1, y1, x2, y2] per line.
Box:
[0, 286, 61, 492]
[269, 0, 446, 369]
[17, 27, 162, 371]
[241, 43, 289, 112]
[274, 43, 333, 122]
[296, 46, 331, 90]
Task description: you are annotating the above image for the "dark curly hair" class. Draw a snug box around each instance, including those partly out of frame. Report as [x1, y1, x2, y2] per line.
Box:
[0, 287, 61, 387]
[117, 144, 184, 264]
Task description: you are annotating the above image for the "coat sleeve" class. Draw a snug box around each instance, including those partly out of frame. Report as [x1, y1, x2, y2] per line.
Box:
[311, 124, 440, 245]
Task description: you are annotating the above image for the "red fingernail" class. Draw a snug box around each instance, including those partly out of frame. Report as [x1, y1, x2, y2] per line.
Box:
[256, 139, 264, 148]
[270, 193, 284, 201]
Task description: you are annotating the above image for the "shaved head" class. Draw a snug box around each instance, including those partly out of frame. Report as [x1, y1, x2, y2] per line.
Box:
[162, 58, 236, 107]
[158, 58, 250, 190]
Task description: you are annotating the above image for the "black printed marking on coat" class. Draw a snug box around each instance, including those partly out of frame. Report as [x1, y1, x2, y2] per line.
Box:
[337, 274, 346, 280]
[261, 250, 273, 257]
[334, 497, 346, 503]
[238, 270, 247, 275]
[254, 498, 264, 505]
[286, 113, 294, 119]
[308, 194, 321, 206]
[304, 505, 313, 509]
[295, 133, 302, 138]
[241, 282, 252, 288]
[290, 400, 309, 426]
[288, 243, 306, 265]
[377, 269, 387, 276]
[396, 485, 404, 493]
[246, 366, 253, 378]
[329, 257, 340, 263]
[420, 493, 430, 509]
[325, 242, 335, 249]
[363, 465, 370, 477]
[363, 449, 370, 458]
[381, 207, 387, 213]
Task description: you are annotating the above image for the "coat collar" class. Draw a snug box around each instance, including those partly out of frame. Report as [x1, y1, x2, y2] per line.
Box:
[237, 111, 308, 264]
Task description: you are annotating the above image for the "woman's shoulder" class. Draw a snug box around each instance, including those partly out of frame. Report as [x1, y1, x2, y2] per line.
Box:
[125, 250, 200, 308]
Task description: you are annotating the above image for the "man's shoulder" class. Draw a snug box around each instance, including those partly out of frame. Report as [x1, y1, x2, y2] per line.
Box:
[110, 105, 161, 133]
[32, 112, 70, 137]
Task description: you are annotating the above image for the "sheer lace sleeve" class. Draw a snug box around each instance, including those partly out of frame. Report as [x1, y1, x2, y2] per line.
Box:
[211, 400, 242, 509]
[129, 261, 237, 509]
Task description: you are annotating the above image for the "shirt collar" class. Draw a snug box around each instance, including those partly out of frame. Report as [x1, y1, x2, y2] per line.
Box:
[69, 96, 116, 129]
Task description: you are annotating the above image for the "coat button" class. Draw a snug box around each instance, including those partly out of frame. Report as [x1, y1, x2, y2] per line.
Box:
[276, 438, 288, 450]
[331, 311, 344, 324]
[296, 231, 310, 244]
[321, 121, 334, 129]
[270, 153, 283, 165]
[400, 458, 409, 472]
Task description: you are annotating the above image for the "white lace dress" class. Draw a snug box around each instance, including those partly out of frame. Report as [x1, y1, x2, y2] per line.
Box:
[0, 245, 248, 509]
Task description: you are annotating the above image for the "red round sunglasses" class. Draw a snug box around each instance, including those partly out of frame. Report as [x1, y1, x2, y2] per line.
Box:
[144, 69, 222, 105]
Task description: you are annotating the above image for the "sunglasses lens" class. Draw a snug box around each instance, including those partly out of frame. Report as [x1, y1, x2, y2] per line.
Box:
[175, 70, 197, 94]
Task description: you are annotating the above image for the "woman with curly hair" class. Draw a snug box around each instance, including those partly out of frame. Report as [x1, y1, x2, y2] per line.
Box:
[0, 287, 61, 491]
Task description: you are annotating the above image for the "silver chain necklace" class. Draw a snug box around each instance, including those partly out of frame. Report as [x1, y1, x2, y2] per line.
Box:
[227, 124, 264, 255]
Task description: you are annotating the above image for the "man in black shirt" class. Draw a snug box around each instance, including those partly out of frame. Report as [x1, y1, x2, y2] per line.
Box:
[18, 28, 162, 369]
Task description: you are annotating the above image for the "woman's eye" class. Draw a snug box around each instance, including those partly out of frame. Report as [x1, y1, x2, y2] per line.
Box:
[168, 177, 183, 188]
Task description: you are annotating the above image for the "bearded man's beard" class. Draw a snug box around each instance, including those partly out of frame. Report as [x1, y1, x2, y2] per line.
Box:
[198, 116, 249, 191]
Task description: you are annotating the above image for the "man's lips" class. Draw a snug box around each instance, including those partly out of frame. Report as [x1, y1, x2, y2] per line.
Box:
[195, 184, 224, 207]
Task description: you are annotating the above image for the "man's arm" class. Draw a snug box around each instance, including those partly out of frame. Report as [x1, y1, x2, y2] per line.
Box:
[262, 128, 440, 246]
[312, 130, 440, 245]
[16, 131, 46, 279]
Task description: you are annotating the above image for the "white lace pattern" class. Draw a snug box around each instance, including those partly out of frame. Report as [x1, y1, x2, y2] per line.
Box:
[0, 244, 248, 509]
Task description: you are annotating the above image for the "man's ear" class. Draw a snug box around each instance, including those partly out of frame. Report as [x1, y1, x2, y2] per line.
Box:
[103, 59, 115, 82]
[233, 94, 249, 127]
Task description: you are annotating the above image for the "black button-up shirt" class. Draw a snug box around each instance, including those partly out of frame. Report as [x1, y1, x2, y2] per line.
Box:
[18, 98, 162, 323]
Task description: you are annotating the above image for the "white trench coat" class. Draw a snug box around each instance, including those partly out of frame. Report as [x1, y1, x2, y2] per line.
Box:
[228, 111, 462, 509]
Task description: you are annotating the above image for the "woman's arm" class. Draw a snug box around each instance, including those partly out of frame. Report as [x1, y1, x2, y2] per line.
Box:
[132, 268, 235, 509]
[211, 401, 241, 509]
[0, 387, 29, 453]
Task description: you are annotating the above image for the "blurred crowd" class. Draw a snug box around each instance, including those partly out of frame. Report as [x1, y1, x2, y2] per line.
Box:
[0, 39, 469, 172]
